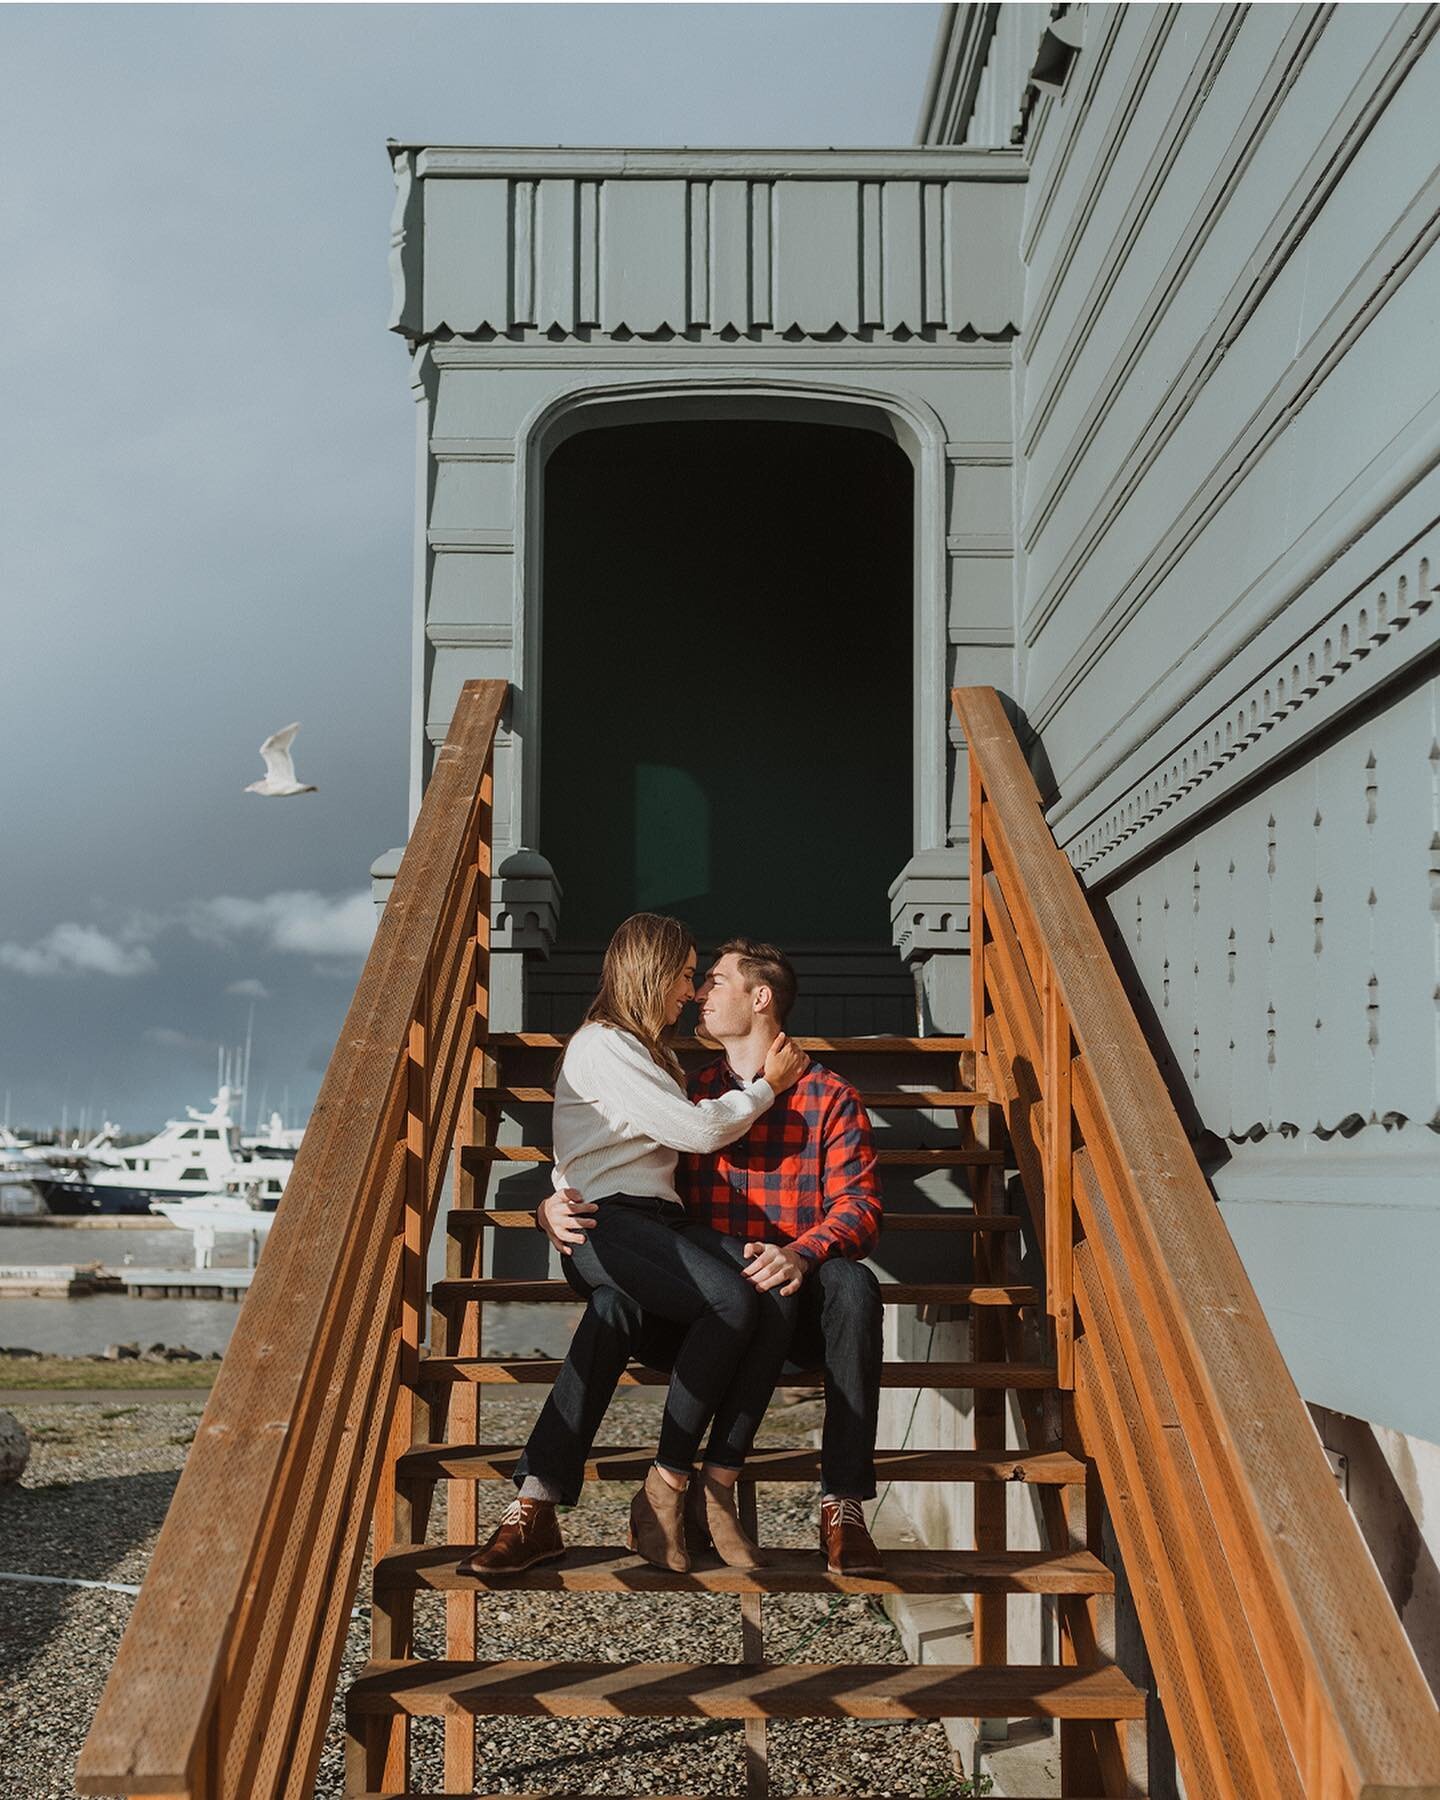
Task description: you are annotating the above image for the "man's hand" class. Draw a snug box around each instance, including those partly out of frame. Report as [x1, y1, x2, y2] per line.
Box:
[537, 1186, 597, 1255]
[742, 1240, 807, 1295]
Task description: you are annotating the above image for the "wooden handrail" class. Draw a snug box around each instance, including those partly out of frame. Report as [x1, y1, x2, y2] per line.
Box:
[955, 685, 1440, 1800]
[76, 679, 507, 1800]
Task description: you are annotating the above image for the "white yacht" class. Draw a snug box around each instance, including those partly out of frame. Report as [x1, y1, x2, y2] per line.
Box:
[2, 1123, 121, 1216]
[34, 1087, 291, 1217]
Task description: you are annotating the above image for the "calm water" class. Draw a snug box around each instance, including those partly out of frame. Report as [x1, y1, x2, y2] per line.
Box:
[0, 1223, 582, 1358]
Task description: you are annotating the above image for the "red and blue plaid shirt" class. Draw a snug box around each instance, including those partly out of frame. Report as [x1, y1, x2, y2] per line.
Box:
[678, 1059, 882, 1265]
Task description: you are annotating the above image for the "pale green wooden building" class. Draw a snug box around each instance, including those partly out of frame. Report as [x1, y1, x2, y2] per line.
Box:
[377, 6, 1440, 1786]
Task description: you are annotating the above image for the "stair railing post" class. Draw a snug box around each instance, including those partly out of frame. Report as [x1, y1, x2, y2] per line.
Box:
[968, 751, 987, 1056]
[354, 975, 431, 1794]
[442, 753, 496, 1794]
[1041, 966, 1075, 1390]
[738, 1482, 769, 1800]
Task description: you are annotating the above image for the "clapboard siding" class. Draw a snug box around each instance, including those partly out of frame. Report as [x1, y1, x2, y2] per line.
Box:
[1019, 3, 1280, 454]
[963, 3, 1048, 149]
[1015, 7, 1440, 842]
[1014, 4, 1438, 840]
[917, 2, 1440, 1448]
[1018, 2, 1184, 362]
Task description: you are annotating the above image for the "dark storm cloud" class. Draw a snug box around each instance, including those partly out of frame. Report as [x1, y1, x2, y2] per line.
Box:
[0, 3, 942, 1127]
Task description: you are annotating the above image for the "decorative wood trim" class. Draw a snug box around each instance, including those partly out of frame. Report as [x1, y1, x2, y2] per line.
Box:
[388, 149, 422, 339]
[426, 341, 1015, 368]
[950, 624, 1016, 647]
[1046, 401, 1440, 840]
[411, 146, 1027, 180]
[427, 530, 514, 553]
[948, 532, 1013, 556]
[430, 439, 517, 462]
[946, 439, 1013, 465]
[1063, 543, 1436, 879]
[687, 179, 709, 327]
[405, 161, 1024, 342]
[426, 625, 514, 648]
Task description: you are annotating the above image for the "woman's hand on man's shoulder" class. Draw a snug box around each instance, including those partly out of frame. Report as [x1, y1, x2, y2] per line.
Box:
[762, 1032, 810, 1095]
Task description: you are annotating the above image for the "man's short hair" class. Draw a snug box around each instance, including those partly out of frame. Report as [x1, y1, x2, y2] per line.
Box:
[713, 937, 798, 1025]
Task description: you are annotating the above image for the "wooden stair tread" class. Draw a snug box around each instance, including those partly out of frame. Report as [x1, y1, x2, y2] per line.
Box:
[374, 1544, 1113, 1597]
[431, 1278, 1038, 1307]
[487, 1035, 974, 1054]
[346, 1657, 1145, 1720]
[489, 1087, 986, 1108]
[462, 1145, 1005, 1167]
[395, 1443, 1087, 1485]
[418, 1358, 1059, 1389]
[858, 1090, 984, 1108]
[447, 1208, 1025, 1232]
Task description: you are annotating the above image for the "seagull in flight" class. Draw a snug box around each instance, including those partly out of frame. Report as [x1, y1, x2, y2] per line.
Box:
[245, 723, 318, 797]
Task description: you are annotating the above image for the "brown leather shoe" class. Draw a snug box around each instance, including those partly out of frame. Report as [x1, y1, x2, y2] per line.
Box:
[820, 1496, 883, 1575]
[687, 1469, 765, 1569]
[683, 1474, 713, 1560]
[628, 1465, 690, 1572]
[456, 1497, 564, 1576]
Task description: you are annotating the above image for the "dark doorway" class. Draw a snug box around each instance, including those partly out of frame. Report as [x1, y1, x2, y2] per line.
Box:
[539, 419, 913, 955]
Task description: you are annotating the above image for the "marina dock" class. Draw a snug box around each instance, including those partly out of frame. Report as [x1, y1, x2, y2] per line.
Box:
[111, 1267, 253, 1301]
[0, 1263, 253, 1301]
[0, 1264, 123, 1298]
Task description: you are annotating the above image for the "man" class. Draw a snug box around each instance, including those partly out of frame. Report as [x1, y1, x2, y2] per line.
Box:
[534, 938, 886, 1574]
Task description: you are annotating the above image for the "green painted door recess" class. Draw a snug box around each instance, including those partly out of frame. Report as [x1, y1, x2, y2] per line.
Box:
[540, 420, 913, 945]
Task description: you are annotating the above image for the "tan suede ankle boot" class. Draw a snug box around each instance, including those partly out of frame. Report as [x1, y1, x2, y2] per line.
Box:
[628, 1465, 690, 1572]
[696, 1469, 765, 1569]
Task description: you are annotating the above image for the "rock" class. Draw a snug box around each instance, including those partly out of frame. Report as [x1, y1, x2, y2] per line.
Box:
[146, 1342, 167, 1356]
[0, 1411, 31, 1484]
[103, 1342, 140, 1361]
[164, 1347, 200, 1362]
[206, 1350, 222, 1360]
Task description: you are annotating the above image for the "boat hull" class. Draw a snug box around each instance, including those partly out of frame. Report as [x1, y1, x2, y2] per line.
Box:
[35, 1178, 279, 1218]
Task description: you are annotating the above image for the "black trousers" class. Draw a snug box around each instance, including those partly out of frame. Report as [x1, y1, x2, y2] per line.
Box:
[516, 1203, 883, 1502]
[515, 1196, 793, 1502]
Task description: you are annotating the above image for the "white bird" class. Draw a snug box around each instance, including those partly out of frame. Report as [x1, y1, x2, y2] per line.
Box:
[244, 723, 318, 797]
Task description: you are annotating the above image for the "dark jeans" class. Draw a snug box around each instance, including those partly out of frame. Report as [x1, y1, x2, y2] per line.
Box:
[516, 1196, 794, 1503]
[517, 1209, 883, 1502]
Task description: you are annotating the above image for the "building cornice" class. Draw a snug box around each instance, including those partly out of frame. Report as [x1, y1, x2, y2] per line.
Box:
[391, 144, 1024, 181]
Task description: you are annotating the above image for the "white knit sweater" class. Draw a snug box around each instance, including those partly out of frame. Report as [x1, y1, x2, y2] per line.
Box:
[551, 1022, 775, 1206]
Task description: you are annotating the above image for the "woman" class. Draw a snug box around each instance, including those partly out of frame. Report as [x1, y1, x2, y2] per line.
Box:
[459, 912, 807, 1578]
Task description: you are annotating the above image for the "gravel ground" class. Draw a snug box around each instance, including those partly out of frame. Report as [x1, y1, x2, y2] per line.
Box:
[0, 1390, 960, 1800]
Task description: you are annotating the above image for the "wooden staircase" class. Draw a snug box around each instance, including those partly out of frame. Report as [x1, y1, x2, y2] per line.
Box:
[346, 1029, 1142, 1798]
[75, 680, 1440, 1800]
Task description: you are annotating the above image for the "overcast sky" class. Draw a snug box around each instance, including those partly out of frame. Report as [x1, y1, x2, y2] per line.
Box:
[0, 1, 942, 1132]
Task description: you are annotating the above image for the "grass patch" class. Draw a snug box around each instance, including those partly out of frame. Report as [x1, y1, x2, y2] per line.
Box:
[0, 1356, 218, 1391]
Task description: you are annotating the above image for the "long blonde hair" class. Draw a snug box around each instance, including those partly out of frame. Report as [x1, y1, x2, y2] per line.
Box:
[577, 912, 694, 1081]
